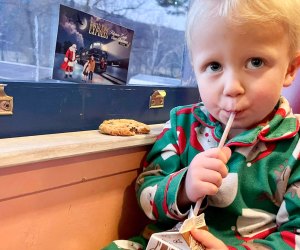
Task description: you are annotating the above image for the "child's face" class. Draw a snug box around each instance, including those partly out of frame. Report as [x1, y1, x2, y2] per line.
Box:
[190, 16, 298, 129]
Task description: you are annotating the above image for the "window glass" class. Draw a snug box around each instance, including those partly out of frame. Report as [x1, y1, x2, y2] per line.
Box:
[0, 0, 196, 86]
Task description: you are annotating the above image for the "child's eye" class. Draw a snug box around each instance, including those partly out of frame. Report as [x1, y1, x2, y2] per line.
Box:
[246, 58, 264, 69]
[206, 62, 222, 72]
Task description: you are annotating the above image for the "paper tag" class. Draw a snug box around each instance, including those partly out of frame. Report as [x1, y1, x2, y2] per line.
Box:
[146, 231, 190, 250]
[179, 213, 206, 234]
[146, 213, 207, 250]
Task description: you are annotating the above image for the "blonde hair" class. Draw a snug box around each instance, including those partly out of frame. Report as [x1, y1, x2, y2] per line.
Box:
[186, 0, 300, 56]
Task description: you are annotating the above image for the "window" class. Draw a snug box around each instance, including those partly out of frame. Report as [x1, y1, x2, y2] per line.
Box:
[0, 0, 196, 86]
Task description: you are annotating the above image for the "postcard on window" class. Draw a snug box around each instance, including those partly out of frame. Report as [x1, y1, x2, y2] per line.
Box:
[52, 5, 134, 85]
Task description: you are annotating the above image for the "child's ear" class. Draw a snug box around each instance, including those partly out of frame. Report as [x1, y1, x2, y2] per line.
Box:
[284, 52, 300, 87]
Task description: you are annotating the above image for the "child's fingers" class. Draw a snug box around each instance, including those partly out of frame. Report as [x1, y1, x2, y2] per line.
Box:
[191, 229, 227, 249]
[194, 156, 228, 178]
[221, 146, 232, 161]
[203, 147, 232, 163]
[197, 168, 223, 188]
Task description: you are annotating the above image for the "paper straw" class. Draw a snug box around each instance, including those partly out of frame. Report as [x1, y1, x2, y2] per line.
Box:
[193, 112, 235, 216]
[218, 112, 236, 148]
[193, 197, 204, 216]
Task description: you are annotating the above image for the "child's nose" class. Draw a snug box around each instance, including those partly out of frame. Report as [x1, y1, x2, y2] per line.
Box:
[222, 71, 245, 97]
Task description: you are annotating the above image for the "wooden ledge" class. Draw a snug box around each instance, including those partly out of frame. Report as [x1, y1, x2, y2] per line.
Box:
[0, 124, 164, 168]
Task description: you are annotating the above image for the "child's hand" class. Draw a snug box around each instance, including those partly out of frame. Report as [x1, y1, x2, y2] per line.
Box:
[191, 228, 228, 250]
[185, 147, 231, 203]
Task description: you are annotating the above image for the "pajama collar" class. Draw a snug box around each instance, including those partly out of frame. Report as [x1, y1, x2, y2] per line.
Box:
[192, 96, 300, 147]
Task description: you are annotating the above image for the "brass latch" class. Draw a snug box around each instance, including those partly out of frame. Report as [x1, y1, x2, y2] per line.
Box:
[149, 90, 166, 109]
[0, 84, 13, 115]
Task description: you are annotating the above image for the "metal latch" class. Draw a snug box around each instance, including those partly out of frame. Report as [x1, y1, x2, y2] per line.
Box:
[0, 84, 13, 115]
[149, 90, 166, 109]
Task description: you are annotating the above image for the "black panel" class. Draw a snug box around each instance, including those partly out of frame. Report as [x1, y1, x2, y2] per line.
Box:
[0, 82, 199, 138]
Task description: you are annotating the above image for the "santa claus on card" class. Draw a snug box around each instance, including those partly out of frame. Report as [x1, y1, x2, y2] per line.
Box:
[61, 44, 77, 78]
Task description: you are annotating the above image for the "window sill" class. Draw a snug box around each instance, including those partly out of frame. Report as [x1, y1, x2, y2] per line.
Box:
[0, 124, 164, 168]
